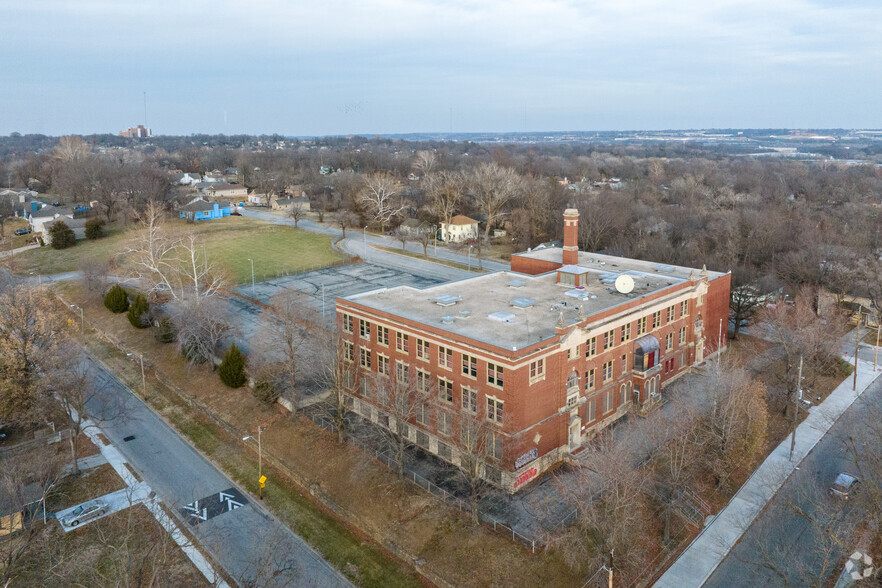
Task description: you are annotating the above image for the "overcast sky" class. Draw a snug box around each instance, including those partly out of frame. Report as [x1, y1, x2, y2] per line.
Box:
[1, 0, 880, 136]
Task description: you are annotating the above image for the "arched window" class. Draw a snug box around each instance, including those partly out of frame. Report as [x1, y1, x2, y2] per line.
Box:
[620, 383, 627, 405]
[567, 370, 579, 395]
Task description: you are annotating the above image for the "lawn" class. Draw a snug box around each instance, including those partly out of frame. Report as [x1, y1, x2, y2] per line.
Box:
[11, 216, 344, 284]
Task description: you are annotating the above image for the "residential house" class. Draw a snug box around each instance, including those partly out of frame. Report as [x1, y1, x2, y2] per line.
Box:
[206, 184, 248, 199]
[398, 218, 432, 236]
[174, 172, 202, 185]
[440, 214, 480, 243]
[43, 217, 87, 245]
[29, 205, 74, 234]
[179, 200, 231, 221]
[272, 196, 310, 212]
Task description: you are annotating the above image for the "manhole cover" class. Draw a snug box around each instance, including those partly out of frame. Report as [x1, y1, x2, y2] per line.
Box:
[123, 435, 136, 442]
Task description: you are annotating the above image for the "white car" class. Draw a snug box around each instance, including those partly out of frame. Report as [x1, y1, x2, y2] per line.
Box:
[829, 473, 860, 501]
[62, 501, 108, 527]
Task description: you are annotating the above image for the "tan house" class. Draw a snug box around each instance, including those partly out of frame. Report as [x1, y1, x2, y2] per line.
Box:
[206, 183, 248, 199]
[272, 197, 310, 212]
[440, 214, 479, 242]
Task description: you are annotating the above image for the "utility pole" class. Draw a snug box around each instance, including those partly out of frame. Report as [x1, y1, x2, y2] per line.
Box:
[247, 258, 255, 296]
[608, 549, 614, 588]
[140, 353, 146, 398]
[789, 356, 803, 461]
[854, 311, 860, 391]
[874, 322, 880, 372]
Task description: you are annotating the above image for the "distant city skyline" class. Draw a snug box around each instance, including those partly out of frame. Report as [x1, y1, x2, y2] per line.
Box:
[2, 0, 880, 136]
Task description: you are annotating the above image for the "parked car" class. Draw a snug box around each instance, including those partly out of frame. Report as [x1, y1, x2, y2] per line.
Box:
[13, 228, 32, 236]
[62, 501, 107, 527]
[829, 473, 860, 500]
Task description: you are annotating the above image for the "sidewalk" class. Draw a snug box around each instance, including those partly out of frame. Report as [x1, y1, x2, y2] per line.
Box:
[655, 356, 882, 588]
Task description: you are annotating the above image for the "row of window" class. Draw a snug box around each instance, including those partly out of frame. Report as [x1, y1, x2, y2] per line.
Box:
[578, 301, 690, 358]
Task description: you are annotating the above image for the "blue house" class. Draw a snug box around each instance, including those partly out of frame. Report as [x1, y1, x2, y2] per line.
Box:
[180, 200, 231, 221]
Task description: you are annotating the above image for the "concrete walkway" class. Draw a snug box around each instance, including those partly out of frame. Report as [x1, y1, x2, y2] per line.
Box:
[61, 453, 108, 475]
[0, 243, 39, 258]
[56, 482, 151, 533]
[70, 407, 230, 588]
[655, 356, 882, 588]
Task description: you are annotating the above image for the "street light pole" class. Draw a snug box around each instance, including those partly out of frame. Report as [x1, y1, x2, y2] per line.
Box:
[854, 311, 860, 391]
[363, 226, 367, 252]
[243, 424, 267, 500]
[434, 225, 438, 256]
[247, 258, 255, 296]
[789, 356, 803, 461]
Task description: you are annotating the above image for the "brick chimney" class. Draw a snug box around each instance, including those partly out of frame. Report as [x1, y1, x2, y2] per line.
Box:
[563, 208, 579, 266]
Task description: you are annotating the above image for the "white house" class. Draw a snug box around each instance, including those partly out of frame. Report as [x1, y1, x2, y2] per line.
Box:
[29, 205, 74, 234]
[175, 172, 202, 185]
[440, 214, 480, 242]
[43, 217, 87, 245]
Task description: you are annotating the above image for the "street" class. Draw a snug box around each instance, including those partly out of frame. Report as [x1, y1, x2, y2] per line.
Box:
[82, 353, 352, 588]
[705, 356, 881, 586]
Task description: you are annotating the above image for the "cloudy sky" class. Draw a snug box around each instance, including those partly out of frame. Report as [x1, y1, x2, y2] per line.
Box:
[1, 0, 880, 136]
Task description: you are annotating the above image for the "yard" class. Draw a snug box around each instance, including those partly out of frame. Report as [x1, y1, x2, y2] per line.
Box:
[10, 216, 343, 284]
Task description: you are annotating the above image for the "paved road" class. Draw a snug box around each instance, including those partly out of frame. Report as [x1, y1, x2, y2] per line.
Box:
[240, 207, 511, 276]
[705, 365, 882, 587]
[82, 353, 352, 588]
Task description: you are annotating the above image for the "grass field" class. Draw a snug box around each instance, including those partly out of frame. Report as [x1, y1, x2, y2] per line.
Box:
[11, 216, 343, 284]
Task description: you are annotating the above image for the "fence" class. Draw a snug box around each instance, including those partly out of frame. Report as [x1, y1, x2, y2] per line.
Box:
[0, 428, 73, 457]
[305, 410, 540, 553]
[247, 257, 355, 285]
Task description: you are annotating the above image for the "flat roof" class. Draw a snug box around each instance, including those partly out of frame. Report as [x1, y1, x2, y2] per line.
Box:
[343, 251, 724, 351]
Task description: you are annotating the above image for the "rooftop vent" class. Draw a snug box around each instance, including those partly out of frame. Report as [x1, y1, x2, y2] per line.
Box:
[488, 311, 516, 323]
[432, 294, 462, 307]
[441, 315, 455, 324]
[510, 297, 535, 309]
[459, 310, 471, 319]
[565, 289, 589, 300]
[508, 279, 526, 288]
[653, 264, 677, 273]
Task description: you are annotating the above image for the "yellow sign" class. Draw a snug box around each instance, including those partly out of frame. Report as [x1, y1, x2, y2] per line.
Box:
[259, 475, 267, 488]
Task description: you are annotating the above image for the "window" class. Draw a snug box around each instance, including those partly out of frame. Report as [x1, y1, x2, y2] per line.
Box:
[342, 314, 353, 333]
[681, 300, 689, 317]
[567, 371, 579, 408]
[622, 353, 628, 373]
[604, 329, 615, 350]
[417, 403, 430, 426]
[602, 360, 613, 383]
[679, 326, 687, 345]
[343, 341, 354, 363]
[620, 384, 628, 405]
[559, 272, 576, 287]
[652, 311, 662, 330]
[585, 368, 596, 391]
[416, 338, 430, 361]
[417, 369, 430, 393]
[462, 387, 477, 413]
[585, 336, 597, 357]
[360, 319, 371, 339]
[487, 397, 503, 425]
[437, 440, 452, 459]
[396, 332, 409, 352]
[487, 363, 504, 387]
[587, 397, 596, 422]
[396, 361, 408, 382]
[439, 378, 453, 403]
[416, 429, 429, 448]
[438, 411, 452, 436]
[667, 305, 676, 322]
[666, 332, 674, 351]
[530, 358, 545, 383]
[621, 323, 631, 343]
[360, 347, 371, 369]
[342, 368, 353, 389]
[488, 432, 503, 459]
[637, 317, 647, 336]
[378, 325, 389, 346]
[604, 388, 614, 413]
[568, 346, 579, 361]
[438, 345, 452, 369]
[698, 294, 705, 306]
[679, 352, 686, 368]
[360, 377, 371, 398]
[377, 354, 390, 375]
[462, 354, 477, 378]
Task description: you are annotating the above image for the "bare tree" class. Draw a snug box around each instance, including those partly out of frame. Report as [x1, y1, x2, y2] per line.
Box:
[335, 210, 360, 239]
[412, 150, 437, 177]
[469, 162, 522, 241]
[286, 200, 306, 227]
[454, 411, 499, 525]
[250, 291, 316, 415]
[373, 364, 421, 477]
[51, 135, 90, 163]
[316, 337, 355, 444]
[424, 171, 464, 225]
[359, 173, 404, 232]
[173, 297, 232, 369]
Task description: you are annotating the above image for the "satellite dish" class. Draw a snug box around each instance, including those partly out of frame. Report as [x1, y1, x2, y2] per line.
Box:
[614, 275, 635, 294]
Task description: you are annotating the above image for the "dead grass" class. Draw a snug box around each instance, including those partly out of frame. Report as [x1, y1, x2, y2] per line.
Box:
[48, 463, 126, 512]
[59, 281, 585, 588]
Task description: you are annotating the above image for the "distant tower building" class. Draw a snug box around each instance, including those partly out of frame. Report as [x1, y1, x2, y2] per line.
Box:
[119, 125, 152, 139]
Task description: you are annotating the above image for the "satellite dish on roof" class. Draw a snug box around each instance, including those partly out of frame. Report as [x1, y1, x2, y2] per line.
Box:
[614, 275, 635, 294]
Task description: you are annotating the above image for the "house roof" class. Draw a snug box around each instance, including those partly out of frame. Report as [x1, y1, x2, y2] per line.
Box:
[275, 198, 296, 205]
[31, 205, 73, 219]
[44, 217, 88, 229]
[445, 214, 479, 226]
[181, 200, 218, 212]
[400, 218, 431, 230]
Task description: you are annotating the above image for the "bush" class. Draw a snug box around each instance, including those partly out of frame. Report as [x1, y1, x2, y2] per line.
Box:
[127, 294, 149, 328]
[103, 284, 129, 313]
[253, 379, 279, 404]
[181, 336, 208, 364]
[218, 344, 247, 388]
[47, 220, 76, 249]
[152, 317, 176, 343]
[84, 218, 105, 240]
